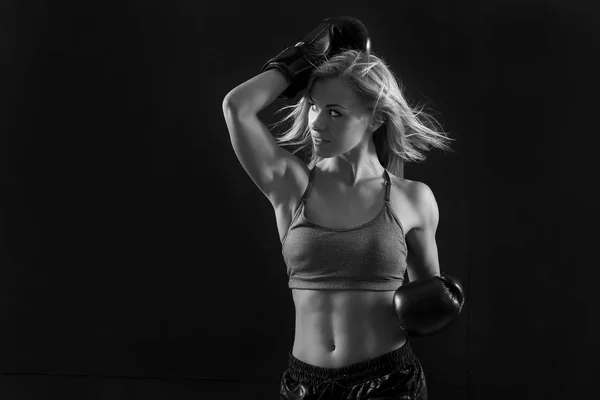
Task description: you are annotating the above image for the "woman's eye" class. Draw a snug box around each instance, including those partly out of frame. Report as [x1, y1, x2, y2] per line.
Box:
[309, 103, 341, 117]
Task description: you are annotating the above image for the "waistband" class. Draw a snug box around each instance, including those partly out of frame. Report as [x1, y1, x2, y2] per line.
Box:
[286, 341, 417, 385]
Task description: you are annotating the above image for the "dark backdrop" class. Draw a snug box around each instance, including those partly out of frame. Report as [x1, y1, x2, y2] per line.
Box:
[1, 0, 598, 399]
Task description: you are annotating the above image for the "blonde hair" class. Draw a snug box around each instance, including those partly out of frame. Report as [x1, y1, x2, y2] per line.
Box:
[270, 50, 452, 177]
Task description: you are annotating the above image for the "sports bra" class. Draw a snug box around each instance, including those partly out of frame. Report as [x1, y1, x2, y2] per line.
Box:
[281, 166, 407, 290]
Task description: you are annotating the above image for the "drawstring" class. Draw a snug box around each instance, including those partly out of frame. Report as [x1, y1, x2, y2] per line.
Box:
[317, 375, 348, 400]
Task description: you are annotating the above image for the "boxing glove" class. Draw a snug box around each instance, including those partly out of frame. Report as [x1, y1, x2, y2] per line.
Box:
[261, 16, 371, 99]
[393, 273, 465, 337]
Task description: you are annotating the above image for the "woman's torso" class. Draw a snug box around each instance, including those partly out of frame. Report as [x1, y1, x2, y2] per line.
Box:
[273, 162, 420, 368]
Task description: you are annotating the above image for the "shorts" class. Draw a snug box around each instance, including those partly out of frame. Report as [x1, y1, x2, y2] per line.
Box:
[279, 341, 427, 399]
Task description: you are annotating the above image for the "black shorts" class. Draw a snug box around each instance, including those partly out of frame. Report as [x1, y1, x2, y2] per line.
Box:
[279, 341, 427, 400]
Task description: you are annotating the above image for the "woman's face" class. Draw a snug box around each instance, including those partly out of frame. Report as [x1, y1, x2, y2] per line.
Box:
[307, 77, 375, 157]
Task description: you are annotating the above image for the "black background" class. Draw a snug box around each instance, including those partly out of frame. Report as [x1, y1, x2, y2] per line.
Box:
[1, 0, 598, 399]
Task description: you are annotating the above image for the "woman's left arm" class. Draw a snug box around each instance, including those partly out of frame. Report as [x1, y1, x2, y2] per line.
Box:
[394, 181, 466, 336]
[405, 181, 441, 282]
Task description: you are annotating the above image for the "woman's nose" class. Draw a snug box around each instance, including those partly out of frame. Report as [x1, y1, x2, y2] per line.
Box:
[310, 113, 327, 132]
[311, 123, 325, 133]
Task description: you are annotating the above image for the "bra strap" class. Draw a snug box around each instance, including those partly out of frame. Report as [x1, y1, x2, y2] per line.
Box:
[300, 166, 316, 205]
[383, 170, 391, 203]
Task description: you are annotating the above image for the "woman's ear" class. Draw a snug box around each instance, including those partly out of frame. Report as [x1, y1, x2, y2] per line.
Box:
[370, 118, 384, 133]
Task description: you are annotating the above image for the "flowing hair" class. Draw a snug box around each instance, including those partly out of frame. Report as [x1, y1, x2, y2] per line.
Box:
[270, 49, 452, 177]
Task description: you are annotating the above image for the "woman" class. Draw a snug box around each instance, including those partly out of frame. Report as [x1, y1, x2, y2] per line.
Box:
[222, 17, 462, 400]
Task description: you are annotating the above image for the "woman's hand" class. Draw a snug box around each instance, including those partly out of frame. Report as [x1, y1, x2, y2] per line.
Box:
[393, 273, 465, 337]
[260, 16, 371, 99]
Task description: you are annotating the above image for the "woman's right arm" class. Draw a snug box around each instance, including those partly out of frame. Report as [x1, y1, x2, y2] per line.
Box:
[222, 69, 300, 207]
[222, 17, 369, 206]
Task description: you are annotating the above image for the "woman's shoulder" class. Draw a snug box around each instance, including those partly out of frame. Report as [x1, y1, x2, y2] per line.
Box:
[388, 173, 438, 216]
[387, 171, 433, 196]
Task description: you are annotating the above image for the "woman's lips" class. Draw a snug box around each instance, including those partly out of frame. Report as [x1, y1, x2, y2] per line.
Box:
[313, 136, 330, 144]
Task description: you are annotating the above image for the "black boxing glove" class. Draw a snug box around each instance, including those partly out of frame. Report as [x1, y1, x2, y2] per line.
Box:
[261, 16, 371, 99]
[393, 273, 465, 337]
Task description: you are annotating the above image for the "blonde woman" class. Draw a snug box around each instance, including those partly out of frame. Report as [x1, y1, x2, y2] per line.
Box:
[222, 17, 464, 400]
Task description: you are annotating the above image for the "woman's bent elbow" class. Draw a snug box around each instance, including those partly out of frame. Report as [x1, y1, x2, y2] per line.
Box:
[222, 92, 253, 118]
[222, 92, 237, 113]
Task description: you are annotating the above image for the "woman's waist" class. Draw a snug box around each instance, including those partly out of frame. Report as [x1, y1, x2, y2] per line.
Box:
[292, 291, 406, 367]
[293, 307, 405, 345]
[292, 316, 407, 368]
